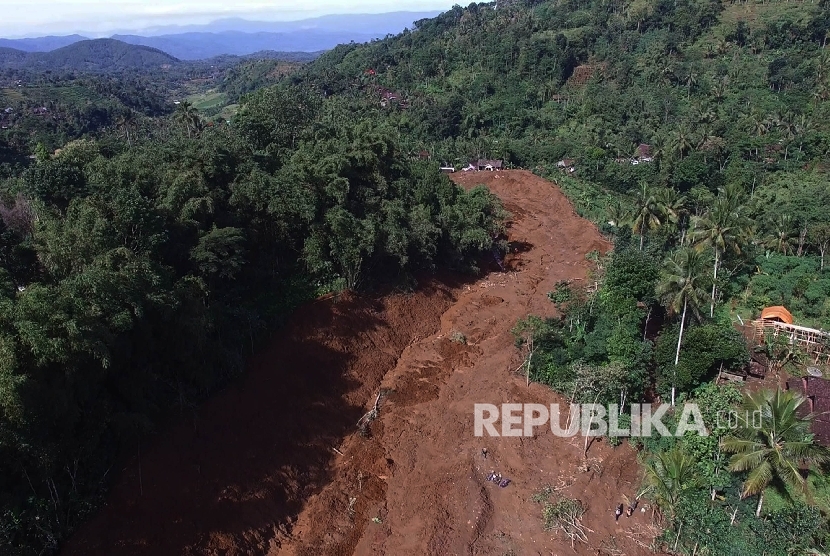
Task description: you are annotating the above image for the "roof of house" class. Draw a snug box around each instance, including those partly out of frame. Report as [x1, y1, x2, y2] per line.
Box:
[760, 306, 794, 324]
[637, 144, 652, 158]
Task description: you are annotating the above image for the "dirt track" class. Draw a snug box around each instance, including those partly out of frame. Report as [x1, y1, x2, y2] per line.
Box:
[62, 170, 654, 555]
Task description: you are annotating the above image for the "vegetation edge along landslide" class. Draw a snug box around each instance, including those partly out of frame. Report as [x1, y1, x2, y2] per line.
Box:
[1, 0, 830, 553]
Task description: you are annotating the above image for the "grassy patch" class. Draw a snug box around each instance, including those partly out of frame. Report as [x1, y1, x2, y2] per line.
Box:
[761, 471, 830, 516]
[0, 88, 25, 105]
[718, 0, 817, 31]
[217, 103, 240, 122]
[186, 90, 228, 114]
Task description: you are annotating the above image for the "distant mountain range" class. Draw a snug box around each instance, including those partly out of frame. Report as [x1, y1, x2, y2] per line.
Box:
[0, 35, 88, 53]
[0, 39, 179, 72]
[110, 12, 441, 37]
[109, 30, 376, 60]
[0, 12, 441, 61]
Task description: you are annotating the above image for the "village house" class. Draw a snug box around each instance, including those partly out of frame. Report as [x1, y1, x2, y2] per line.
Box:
[378, 88, 405, 108]
[618, 144, 654, 165]
[629, 144, 654, 165]
[557, 158, 576, 173]
[476, 159, 503, 171]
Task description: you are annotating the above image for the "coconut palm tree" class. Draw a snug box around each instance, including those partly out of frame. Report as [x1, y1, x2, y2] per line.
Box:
[632, 182, 662, 250]
[794, 114, 815, 155]
[690, 189, 750, 317]
[175, 101, 201, 138]
[721, 389, 830, 517]
[711, 77, 729, 104]
[749, 111, 769, 138]
[764, 214, 797, 255]
[642, 446, 698, 523]
[654, 187, 687, 241]
[606, 200, 631, 229]
[657, 248, 708, 405]
[670, 124, 694, 160]
[684, 68, 698, 97]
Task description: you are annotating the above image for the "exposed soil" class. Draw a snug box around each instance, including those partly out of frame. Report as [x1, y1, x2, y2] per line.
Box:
[62, 170, 655, 556]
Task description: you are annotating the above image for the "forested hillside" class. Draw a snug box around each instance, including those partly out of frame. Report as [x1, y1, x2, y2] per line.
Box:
[294, 0, 830, 321]
[1, 0, 830, 554]
[0, 77, 171, 160]
[0, 40, 180, 72]
[285, 0, 830, 553]
[0, 86, 503, 556]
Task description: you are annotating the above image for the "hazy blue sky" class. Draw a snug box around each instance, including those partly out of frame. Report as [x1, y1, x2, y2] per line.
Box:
[1, 1, 455, 38]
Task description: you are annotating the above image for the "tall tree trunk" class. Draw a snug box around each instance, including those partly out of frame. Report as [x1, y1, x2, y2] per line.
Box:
[673, 298, 688, 406]
[755, 492, 764, 517]
[797, 228, 807, 256]
[710, 249, 719, 318]
[640, 232, 645, 251]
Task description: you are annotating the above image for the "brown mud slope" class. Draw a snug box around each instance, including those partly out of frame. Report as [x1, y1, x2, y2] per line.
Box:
[63, 170, 655, 555]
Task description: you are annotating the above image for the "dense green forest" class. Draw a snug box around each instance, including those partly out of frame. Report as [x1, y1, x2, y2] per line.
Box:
[0, 84, 503, 555]
[0, 49, 315, 163]
[1, 0, 830, 553]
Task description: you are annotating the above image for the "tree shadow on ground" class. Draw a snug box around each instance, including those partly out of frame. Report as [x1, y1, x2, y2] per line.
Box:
[60, 277, 473, 555]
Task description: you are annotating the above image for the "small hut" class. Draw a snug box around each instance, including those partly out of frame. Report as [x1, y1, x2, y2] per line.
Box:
[760, 306, 794, 324]
[753, 306, 830, 366]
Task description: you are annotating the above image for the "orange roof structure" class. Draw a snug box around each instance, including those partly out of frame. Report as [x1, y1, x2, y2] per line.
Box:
[760, 306, 794, 324]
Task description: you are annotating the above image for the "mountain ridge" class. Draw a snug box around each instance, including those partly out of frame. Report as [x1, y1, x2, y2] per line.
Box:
[0, 39, 180, 72]
[0, 11, 442, 60]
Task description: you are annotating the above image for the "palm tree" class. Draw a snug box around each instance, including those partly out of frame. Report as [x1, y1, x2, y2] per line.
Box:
[670, 124, 694, 160]
[654, 187, 687, 241]
[684, 68, 698, 98]
[642, 446, 698, 523]
[811, 83, 829, 105]
[657, 248, 707, 405]
[606, 200, 631, 229]
[711, 77, 729, 104]
[764, 214, 797, 255]
[175, 101, 200, 138]
[749, 111, 769, 138]
[690, 189, 749, 317]
[721, 389, 830, 517]
[816, 53, 830, 82]
[777, 111, 797, 161]
[794, 114, 815, 155]
[632, 182, 662, 250]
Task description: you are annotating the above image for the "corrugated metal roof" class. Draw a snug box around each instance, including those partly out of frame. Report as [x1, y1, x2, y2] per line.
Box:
[760, 306, 794, 324]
